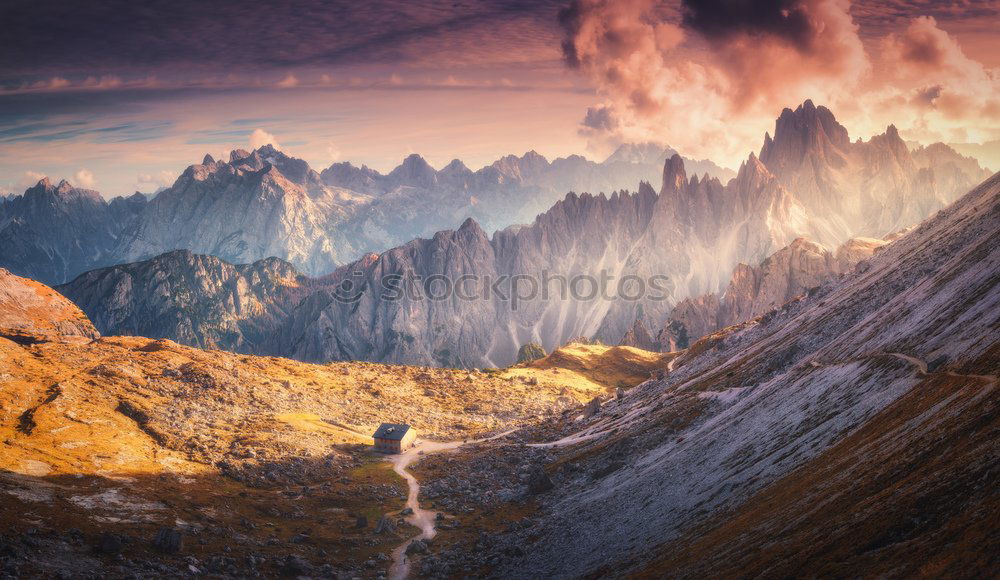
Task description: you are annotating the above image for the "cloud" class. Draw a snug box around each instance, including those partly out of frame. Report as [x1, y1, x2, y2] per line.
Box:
[682, 0, 816, 50]
[873, 16, 1000, 144]
[137, 170, 177, 191]
[0, 0, 565, 87]
[276, 73, 299, 88]
[74, 168, 96, 188]
[19, 171, 47, 189]
[558, 0, 997, 167]
[249, 128, 282, 151]
[558, 0, 869, 163]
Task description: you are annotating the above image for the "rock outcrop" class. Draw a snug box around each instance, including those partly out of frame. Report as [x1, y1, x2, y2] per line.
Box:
[0, 267, 98, 341]
[58, 250, 313, 352]
[618, 318, 658, 351]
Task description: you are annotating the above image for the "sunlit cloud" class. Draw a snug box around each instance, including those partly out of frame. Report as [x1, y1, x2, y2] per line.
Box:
[136, 170, 178, 191]
[249, 128, 282, 151]
[73, 168, 96, 188]
[558, 0, 1000, 167]
[276, 74, 299, 88]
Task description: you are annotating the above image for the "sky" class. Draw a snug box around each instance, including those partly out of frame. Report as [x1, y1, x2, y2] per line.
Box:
[1, 0, 998, 197]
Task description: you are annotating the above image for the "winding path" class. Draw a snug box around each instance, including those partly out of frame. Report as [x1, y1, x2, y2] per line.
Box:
[387, 430, 514, 580]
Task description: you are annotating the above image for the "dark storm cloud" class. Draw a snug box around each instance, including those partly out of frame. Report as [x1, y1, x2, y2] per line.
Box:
[680, 0, 817, 51]
[581, 106, 617, 131]
[0, 0, 565, 84]
[558, 0, 587, 68]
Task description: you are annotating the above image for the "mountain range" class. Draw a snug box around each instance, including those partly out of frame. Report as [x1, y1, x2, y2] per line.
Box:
[56, 101, 993, 368]
[1, 144, 730, 286]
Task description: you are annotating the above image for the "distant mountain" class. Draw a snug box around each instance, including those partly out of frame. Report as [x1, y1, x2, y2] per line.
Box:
[274, 152, 814, 367]
[319, 145, 736, 262]
[59, 249, 315, 352]
[656, 236, 887, 350]
[760, 100, 991, 242]
[60, 152, 793, 367]
[0, 178, 146, 285]
[3, 106, 986, 287]
[2, 143, 733, 286]
[112, 147, 374, 276]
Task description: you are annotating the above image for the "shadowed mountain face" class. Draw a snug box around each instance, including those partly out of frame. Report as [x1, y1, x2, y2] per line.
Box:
[58, 250, 316, 353]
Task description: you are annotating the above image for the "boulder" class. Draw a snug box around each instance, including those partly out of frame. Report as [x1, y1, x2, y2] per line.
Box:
[527, 466, 554, 495]
[516, 342, 547, 364]
[374, 515, 396, 534]
[152, 527, 184, 554]
[406, 540, 428, 555]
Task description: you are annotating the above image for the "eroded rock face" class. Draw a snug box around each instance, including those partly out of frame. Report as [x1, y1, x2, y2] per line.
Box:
[660, 236, 887, 346]
[109, 145, 734, 280]
[58, 250, 310, 352]
[277, 152, 814, 367]
[0, 267, 99, 340]
[113, 146, 369, 276]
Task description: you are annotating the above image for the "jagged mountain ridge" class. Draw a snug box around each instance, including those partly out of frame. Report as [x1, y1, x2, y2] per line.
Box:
[760, 99, 991, 242]
[2, 101, 986, 289]
[249, 152, 821, 367]
[36, 102, 996, 367]
[2, 143, 730, 286]
[0, 179, 147, 285]
[61, 154, 795, 368]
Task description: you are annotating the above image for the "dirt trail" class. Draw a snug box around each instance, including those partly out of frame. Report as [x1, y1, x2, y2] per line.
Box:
[387, 430, 514, 580]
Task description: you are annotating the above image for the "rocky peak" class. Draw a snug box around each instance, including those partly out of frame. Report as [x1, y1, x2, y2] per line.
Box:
[660, 154, 688, 196]
[491, 151, 551, 182]
[760, 99, 850, 171]
[320, 161, 382, 193]
[441, 159, 470, 174]
[229, 149, 251, 162]
[457, 217, 488, 239]
[733, 152, 776, 191]
[618, 318, 658, 351]
[387, 154, 437, 188]
[202, 154, 216, 165]
[604, 142, 672, 165]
